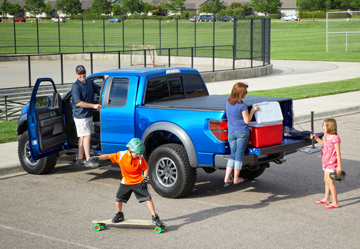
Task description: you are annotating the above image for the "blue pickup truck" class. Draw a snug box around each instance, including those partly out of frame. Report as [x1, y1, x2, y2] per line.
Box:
[17, 67, 313, 198]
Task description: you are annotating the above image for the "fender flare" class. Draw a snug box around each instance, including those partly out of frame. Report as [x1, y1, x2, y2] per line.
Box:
[142, 122, 198, 167]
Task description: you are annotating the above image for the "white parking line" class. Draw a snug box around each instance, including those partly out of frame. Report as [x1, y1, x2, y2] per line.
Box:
[0, 224, 99, 249]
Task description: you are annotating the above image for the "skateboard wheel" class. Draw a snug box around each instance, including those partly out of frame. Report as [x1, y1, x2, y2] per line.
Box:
[154, 226, 162, 234]
[101, 223, 106, 228]
[94, 224, 102, 231]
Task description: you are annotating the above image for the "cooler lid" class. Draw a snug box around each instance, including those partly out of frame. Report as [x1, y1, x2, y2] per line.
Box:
[252, 101, 283, 125]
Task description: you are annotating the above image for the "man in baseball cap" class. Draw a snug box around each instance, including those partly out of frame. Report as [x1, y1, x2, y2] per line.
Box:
[71, 65, 101, 168]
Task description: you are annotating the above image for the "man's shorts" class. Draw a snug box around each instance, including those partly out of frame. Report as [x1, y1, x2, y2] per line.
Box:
[73, 117, 93, 137]
[115, 183, 152, 203]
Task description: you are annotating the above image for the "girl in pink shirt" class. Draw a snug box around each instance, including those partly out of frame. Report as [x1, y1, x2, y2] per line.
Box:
[311, 118, 342, 209]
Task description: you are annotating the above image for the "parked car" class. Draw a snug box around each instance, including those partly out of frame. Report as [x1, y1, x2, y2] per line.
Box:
[281, 15, 299, 22]
[14, 17, 26, 22]
[51, 17, 66, 23]
[188, 16, 200, 22]
[199, 15, 217, 22]
[17, 67, 316, 198]
[107, 17, 121, 23]
[218, 16, 233, 22]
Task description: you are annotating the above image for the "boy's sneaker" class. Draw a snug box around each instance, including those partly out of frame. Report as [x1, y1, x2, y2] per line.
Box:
[75, 158, 86, 166]
[83, 160, 99, 168]
[152, 213, 164, 226]
[112, 212, 124, 223]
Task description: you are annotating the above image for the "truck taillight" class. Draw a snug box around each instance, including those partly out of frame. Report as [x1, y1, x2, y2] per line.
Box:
[209, 120, 228, 141]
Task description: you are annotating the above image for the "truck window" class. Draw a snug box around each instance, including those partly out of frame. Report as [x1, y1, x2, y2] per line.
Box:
[145, 77, 169, 103]
[108, 78, 129, 106]
[182, 74, 208, 97]
[168, 77, 184, 99]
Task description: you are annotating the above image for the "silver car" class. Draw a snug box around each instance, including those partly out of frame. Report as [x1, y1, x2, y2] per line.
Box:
[281, 15, 299, 21]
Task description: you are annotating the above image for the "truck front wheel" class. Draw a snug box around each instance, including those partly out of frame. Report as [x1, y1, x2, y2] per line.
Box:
[18, 132, 58, 174]
[239, 163, 268, 180]
[148, 143, 197, 198]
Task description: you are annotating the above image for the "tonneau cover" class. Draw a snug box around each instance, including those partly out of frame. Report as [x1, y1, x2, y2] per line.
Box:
[142, 95, 292, 111]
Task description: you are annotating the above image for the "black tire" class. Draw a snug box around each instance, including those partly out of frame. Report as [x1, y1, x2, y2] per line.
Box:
[18, 132, 58, 174]
[239, 163, 267, 180]
[148, 143, 197, 198]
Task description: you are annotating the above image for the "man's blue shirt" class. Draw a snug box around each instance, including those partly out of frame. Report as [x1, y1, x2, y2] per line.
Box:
[71, 79, 101, 118]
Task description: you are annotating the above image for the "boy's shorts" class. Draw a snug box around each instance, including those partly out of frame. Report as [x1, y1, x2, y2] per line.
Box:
[115, 183, 152, 203]
[73, 117, 93, 137]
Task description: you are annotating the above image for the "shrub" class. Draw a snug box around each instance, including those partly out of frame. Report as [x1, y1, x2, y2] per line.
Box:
[268, 14, 280, 19]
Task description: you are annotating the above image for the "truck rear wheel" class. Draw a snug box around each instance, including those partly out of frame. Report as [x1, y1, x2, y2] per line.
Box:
[239, 163, 268, 180]
[148, 143, 197, 198]
[18, 132, 58, 174]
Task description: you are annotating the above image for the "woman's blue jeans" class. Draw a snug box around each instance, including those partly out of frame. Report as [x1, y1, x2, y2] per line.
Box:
[226, 130, 250, 171]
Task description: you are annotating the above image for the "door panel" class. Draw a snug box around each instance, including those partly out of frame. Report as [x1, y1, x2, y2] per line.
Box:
[28, 78, 67, 160]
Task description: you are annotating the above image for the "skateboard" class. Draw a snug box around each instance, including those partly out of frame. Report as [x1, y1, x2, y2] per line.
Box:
[92, 219, 167, 234]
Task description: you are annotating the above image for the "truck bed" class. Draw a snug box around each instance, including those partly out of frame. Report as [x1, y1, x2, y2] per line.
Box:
[143, 95, 292, 111]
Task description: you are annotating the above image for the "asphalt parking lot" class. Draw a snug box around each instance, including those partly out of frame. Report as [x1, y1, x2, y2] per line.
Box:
[1, 113, 360, 248]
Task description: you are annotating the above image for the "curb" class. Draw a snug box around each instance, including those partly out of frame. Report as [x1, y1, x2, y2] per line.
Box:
[294, 106, 360, 122]
[0, 163, 24, 176]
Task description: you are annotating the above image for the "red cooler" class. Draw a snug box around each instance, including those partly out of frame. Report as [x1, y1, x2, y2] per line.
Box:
[247, 102, 284, 147]
[248, 122, 283, 147]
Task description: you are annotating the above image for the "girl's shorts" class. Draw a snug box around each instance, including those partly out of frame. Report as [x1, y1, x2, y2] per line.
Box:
[115, 183, 151, 203]
[323, 168, 336, 173]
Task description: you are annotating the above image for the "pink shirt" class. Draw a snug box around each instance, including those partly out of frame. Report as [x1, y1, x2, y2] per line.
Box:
[322, 134, 341, 171]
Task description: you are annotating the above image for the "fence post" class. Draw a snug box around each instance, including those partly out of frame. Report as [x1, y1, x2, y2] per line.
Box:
[159, 19, 161, 55]
[233, 18, 236, 70]
[122, 18, 125, 53]
[5, 96, 8, 121]
[103, 18, 105, 52]
[82, 18, 84, 53]
[60, 53, 64, 85]
[13, 19, 17, 54]
[36, 18, 39, 54]
[194, 21, 196, 57]
[250, 19, 253, 68]
[58, 20, 61, 53]
[90, 52, 93, 74]
[176, 18, 178, 56]
[168, 48, 171, 67]
[213, 19, 215, 47]
[118, 51, 121, 69]
[144, 49, 146, 68]
[28, 55, 31, 87]
[142, 18, 145, 45]
[212, 46, 215, 72]
[191, 47, 193, 68]
[262, 19, 265, 66]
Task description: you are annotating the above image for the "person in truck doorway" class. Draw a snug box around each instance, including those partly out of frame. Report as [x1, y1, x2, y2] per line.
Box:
[224, 82, 260, 187]
[71, 65, 101, 168]
[88, 138, 164, 226]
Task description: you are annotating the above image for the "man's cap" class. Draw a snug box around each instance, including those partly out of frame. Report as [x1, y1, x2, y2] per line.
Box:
[76, 65, 86, 74]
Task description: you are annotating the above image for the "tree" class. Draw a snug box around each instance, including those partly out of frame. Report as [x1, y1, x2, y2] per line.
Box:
[298, 0, 327, 22]
[111, 4, 122, 15]
[24, 0, 46, 17]
[340, 0, 360, 10]
[209, 0, 226, 14]
[163, 0, 186, 14]
[8, 3, 22, 16]
[121, 0, 144, 21]
[151, 3, 164, 16]
[42, 3, 53, 15]
[142, 2, 151, 14]
[1, 0, 11, 20]
[91, 0, 112, 16]
[55, 0, 82, 16]
[198, 3, 213, 14]
[250, 0, 282, 15]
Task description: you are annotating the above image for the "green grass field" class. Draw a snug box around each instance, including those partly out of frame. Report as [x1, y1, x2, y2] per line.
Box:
[1, 19, 360, 61]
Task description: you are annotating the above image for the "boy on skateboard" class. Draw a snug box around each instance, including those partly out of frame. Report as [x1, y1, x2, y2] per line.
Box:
[89, 138, 164, 226]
